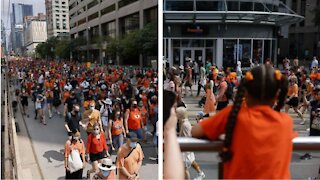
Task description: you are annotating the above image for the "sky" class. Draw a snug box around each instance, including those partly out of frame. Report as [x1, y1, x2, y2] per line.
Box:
[1, 0, 46, 47]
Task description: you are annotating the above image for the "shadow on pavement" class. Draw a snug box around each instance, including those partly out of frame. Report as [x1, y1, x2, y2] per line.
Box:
[43, 149, 65, 163]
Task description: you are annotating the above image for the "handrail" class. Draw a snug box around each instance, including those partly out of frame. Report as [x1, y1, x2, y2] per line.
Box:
[178, 137, 320, 152]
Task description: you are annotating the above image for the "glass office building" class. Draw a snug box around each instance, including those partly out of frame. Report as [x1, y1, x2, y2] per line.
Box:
[163, 0, 304, 69]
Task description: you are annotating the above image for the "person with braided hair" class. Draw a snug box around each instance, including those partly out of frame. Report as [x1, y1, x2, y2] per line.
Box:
[191, 64, 296, 178]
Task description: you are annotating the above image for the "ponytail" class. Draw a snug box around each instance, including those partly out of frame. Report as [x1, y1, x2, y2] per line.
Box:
[219, 79, 246, 162]
[274, 76, 289, 111]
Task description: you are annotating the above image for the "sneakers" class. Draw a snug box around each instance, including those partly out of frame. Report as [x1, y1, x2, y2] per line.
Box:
[300, 153, 312, 160]
[194, 171, 205, 180]
[299, 120, 306, 125]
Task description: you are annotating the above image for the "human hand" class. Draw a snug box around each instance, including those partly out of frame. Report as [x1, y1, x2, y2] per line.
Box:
[111, 146, 115, 151]
[128, 174, 136, 180]
[164, 107, 177, 134]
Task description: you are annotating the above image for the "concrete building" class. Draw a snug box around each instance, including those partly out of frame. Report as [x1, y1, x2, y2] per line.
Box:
[69, 0, 157, 65]
[23, 13, 48, 56]
[45, 0, 70, 38]
[279, 0, 320, 62]
[1, 20, 7, 56]
[11, 3, 33, 55]
[163, 0, 304, 69]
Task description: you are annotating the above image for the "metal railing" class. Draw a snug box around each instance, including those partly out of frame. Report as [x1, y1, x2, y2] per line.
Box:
[178, 137, 320, 152]
[178, 137, 320, 178]
[2, 63, 19, 180]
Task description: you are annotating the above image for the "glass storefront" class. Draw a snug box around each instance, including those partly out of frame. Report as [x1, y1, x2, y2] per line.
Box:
[164, 38, 276, 69]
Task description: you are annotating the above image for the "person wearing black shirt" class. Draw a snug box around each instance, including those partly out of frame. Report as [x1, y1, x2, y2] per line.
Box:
[64, 104, 82, 134]
[64, 91, 80, 116]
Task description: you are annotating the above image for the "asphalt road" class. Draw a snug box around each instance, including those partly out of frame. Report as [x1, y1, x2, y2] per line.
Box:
[10, 80, 158, 179]
[177, 82, 320, 179]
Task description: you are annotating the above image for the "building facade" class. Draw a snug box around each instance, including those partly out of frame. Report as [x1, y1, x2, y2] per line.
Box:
[45, 0, 70, 38]
[163, 0, 304, 69]
[279, 0, 320, 61]
[23, 13, 48, 56]
[1, 20, 7, 56]
[11, 3, 33, 55]
[69, 0, 157, 65]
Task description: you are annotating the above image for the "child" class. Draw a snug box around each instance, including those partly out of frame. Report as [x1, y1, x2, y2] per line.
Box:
[176, 107, 205, 180]
[192, 65, 296, 179]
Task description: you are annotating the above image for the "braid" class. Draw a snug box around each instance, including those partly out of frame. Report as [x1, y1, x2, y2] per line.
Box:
[274, 76, 289, 111]
[219, 79, 246, 162]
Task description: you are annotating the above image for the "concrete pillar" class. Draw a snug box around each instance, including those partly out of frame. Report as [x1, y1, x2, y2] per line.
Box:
[216, 38, 223, 69]
[168, 38, 172, 67]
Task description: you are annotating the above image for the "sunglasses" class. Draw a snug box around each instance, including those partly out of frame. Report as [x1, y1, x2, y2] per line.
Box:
[102, 164, 112, 168]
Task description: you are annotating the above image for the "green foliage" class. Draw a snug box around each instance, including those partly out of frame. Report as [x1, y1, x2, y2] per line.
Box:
[137, 22, 158, 56]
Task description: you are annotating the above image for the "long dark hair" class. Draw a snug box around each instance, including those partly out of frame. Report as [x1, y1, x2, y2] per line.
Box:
[219, 65, 288, 162]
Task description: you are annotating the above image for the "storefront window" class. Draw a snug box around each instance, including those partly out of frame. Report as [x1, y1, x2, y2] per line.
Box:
[165, 0, 194, 11]
[253, 40, 263, 64]
[227, 1, 239, 11]
[223, 39, 237, 69]
[196, 1, 225, 11]
[206, 40, 213, 47]
[239, 40, 251, 67]
[206, 48, 213, 64]
[181, 39, 204, 48]
[240, 2, 253, 11]
[173, 48, 180, 65]
[264, 40, 271, 63]
[172, 39, 180, 48]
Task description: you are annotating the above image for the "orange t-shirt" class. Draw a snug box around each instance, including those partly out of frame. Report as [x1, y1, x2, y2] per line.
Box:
[64, 140, 85, 158]
[63, 91, 70, 102]
[111, 119, 124, 136]
[128, 108, 142, 130]
[200, 105, 296, 179]
[287, 84, 298, 97]
[116, 144, 144, 180]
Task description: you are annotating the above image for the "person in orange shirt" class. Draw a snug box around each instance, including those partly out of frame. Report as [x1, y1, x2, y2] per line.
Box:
[138, 101, 149, 142]
[125, 100, 144, 139]
[116, 132, 144, 180]
[285, 76, 305, 124]
[192, 65, 296, 179]
[64, 131, 85, 179]
[108, 110, 126, 151]
[203, 84, 216, 115]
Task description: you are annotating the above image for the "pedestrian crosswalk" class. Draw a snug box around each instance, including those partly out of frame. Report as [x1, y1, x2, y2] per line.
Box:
[181, 86, 310, 137]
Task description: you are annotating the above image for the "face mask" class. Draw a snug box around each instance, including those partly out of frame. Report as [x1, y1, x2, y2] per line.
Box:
[68, 136, 72, 140]
[102, 170, 110, 177]
[133, 105, 137, 108]
[73, 136, 79, 141]
[130, 142, 137, 148]
[90, 107, 95, 111]
[94, 129, 100, 135]
[74, 108, 80, 112]
[116, 114, 121, 118]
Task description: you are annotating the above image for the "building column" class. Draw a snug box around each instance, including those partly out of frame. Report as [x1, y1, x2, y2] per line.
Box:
[139, 5, 144, 66]
[216, 38, 223, 69]
[168, 38, 172, 67]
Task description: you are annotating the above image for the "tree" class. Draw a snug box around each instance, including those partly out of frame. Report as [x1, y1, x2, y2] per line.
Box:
[55, 38, 71, 59]
[137, 22, 158, 57]
[35, 42, 49, 58]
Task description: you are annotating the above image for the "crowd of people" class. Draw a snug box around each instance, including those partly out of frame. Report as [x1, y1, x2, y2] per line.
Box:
[8, 59, 158, 179]
[163, 56, 320, 179]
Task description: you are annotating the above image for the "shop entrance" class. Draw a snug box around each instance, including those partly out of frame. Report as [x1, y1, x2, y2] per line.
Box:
[180, 48, 205, 65]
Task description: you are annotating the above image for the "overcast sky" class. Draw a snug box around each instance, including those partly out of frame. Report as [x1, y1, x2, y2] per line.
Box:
[1, 0, 45, 42]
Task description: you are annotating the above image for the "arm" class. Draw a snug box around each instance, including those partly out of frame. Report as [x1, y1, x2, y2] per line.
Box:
[64, 121, 71, 132]
[163, 107, 184, 179]
[108, 121, 114, 150]
[125, 110, 129, 133]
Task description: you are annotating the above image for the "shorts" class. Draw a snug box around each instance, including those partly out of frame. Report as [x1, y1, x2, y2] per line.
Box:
[286, 97, 299, 107]
[217, 101, 229, 110]
[89, 151, 106, 162]
[21, 99, 28, 106]
[47, 98, 53, 104]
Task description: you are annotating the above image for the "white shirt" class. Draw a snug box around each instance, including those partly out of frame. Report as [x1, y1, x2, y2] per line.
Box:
[38, 75, 44, 84]
[312, 59, 318, 69]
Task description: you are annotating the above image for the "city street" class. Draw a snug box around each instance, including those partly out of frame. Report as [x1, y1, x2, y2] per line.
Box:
[10, 78, 158, 179]
[169, 81, 320, 179]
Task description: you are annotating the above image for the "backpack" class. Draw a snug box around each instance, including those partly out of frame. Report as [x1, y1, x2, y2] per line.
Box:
[225, 81, 234, 100]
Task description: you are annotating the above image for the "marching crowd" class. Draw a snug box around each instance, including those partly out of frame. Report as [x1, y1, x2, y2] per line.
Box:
[8, 59, 158, 179]
[163, 56, 320, 179]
